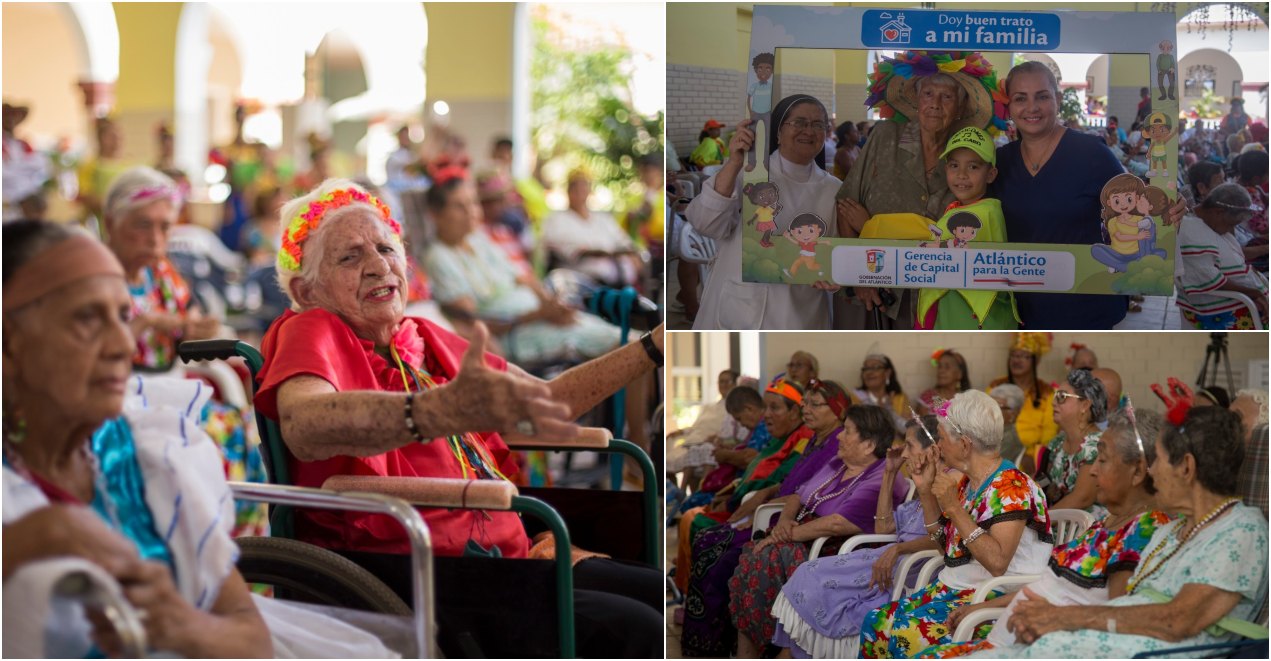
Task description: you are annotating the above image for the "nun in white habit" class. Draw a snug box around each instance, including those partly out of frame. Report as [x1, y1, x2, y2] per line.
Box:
[687, 94, 842, 330]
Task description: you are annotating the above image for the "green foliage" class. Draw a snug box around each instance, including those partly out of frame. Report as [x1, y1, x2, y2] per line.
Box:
[1060, 88, 1083, 124]
[1191, 87, 1226, 119]
[1111, 255, 1174, 295]
[530, 16, 663, 204]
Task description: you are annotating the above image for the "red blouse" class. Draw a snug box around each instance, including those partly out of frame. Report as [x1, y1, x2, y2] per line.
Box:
[255, 309, 528, 558]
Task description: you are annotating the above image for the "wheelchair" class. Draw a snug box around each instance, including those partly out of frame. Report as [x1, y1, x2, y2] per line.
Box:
[177, 339, 661, 658]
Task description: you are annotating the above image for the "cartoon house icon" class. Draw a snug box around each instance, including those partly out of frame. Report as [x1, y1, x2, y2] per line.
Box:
[879, 12, 911, 45]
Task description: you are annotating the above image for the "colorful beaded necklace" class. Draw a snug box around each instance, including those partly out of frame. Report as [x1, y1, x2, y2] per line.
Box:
[1126, 497, 1240, 594]
[388, 341, 509, 482]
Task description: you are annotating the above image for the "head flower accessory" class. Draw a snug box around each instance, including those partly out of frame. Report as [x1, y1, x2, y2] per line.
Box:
[277, 187, 401, 274]
[930, 347, 948, 368]
[1064, 342, 1089, 368]
[1010, 332, 1052, 356]
[864, 50, 1009, 136]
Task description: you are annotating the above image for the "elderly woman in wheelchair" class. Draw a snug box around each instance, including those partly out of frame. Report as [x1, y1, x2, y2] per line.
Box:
[965, 406, 1268, 659]
[916, 409, 1172, 658]
[1, 220, 272, 658]
[252, 178, 664, 657]
[859, 390, 1054, 659]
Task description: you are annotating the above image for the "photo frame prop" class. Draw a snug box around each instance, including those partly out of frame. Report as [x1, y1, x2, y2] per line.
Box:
[741, 5, 1179, 297]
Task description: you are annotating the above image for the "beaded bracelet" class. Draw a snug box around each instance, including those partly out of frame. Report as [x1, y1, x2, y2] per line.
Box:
[965, 526, 987, 545]
[404, 392, 428, 443]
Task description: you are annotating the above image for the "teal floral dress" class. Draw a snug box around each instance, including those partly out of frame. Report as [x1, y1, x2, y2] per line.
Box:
[1012, 503, 1268, 658]
[859, 465, 1052, 658]
[916, 510, 1172, 658]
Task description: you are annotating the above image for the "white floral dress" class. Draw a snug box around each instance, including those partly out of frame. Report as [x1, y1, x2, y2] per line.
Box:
[1004, 503, 1268, 659]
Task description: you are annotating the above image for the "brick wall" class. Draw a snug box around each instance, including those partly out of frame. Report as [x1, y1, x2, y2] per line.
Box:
[667, 63, 746, 160]
[760, 332, 1268, 414]
[667, 65, 836, 161]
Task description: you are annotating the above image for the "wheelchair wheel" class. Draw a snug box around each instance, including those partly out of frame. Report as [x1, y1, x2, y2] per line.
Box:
[236, 537, 411, 616]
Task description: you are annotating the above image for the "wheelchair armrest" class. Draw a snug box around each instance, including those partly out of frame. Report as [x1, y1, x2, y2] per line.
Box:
[972, 574, 1042, 604]
[952, 606, 1007, 642]
[322, 475, 519, 511]
[502, 426, 613, 450]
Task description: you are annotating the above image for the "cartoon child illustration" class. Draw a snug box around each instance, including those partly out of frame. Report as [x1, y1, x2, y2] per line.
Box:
[1143, 111, 1176, 178]
[1156, 39, 1176, 101]
[746, 52, 775, 172]
[782, 213, 829, 278]
[743, 181, 782, 247]
[1091, 173, 1171, 273]
[921, 212, 981, 248]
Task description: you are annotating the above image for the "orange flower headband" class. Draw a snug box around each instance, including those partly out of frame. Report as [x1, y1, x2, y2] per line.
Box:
[766, 379, 803, 406]
[278, 187, 402, 273]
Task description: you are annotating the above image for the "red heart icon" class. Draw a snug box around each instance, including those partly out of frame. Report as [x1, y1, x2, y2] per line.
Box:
[884, 28, 898, 40]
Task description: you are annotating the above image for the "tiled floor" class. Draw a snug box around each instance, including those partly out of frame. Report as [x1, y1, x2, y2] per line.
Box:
[1114, 294, 1184, 330]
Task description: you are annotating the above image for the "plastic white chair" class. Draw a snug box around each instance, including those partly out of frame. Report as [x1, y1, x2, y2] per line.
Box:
[1051, 508, 1096, 545]
[891, 550, 941, 601]
[753, 502, 782, 532]
[1175, 276, 1266, 330]
[952, 606, 1007, 641]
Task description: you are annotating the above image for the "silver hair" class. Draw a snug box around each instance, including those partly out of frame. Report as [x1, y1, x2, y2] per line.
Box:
[915, 73, 969, 118]
[1067, 369, 1109, 423]
[103, 166, 180, 225]
[942, 389, 1004, 453]
[1234, 389, 1269, 427]
[274, 178, 404, 310]
[1103, 408, 1163, 466]
[989, 383, 1026, 412]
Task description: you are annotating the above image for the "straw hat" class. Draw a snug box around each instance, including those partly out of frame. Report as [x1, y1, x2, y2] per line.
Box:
[865, 51, 1008, 135]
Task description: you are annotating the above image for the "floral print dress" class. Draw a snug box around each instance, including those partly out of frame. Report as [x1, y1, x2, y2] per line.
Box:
[1010, 504, 1267, 659]
[859, 465, 1052, 659]
[1044, 431, 1107, 519]
[916, 510, 1171, 658]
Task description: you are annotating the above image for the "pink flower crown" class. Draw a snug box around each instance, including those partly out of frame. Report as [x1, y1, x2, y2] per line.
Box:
[278, 187, 402, 273]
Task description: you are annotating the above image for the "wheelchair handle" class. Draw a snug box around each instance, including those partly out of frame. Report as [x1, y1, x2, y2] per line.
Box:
[323, 475, 519, 511]
[177, 339, 242, 363]
[503, 426, 613, 449]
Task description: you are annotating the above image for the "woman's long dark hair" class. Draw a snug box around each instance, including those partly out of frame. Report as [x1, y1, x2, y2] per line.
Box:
[768, 94, 828, 170]
[941, 350, 972, 392]
[859, 355, 904, 397]
[1005, 352, 1043, 408]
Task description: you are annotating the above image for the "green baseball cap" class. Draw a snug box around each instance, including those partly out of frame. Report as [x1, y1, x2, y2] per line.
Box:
[941, 126, 996, 166]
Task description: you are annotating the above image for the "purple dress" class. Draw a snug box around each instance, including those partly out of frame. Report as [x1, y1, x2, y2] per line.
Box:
[771, 499, 927, 658]
[680, 429, 842, 657]
[727, 458, 908, 652]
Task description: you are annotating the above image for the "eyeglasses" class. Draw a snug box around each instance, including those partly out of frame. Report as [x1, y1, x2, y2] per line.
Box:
[803, 399, 831, 410]
[788, 362, 813, 371]
[783, 118, 829, 133]
[1053, 391, 1086, 405]
[861, 365, 887, 373]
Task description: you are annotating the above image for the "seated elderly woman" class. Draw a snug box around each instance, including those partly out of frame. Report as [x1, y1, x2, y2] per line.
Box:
[917, 350, 972, 416]
[728, 405, 910, 658]
[769, 415, 941, 660]
[852, 351, 912, 432]
[679, 380, 825, 657]
[252, 179, 664, 658]
[989, 383, 1029, 474]
[997, 406, 1268, 659]
[421, 173, 621, 365]
[1, 220, 271, 658]
[917, 409, 1171, 658]
[102, 165, 268, 538]
[1039, 369, 1108, 516]
[860, 390, 1052, 659]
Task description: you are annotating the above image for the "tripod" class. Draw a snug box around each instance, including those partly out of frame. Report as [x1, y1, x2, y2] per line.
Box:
[1196, 332, 1236, 396]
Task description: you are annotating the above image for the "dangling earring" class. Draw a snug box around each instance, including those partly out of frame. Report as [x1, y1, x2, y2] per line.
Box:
[3, 400, 26, 445]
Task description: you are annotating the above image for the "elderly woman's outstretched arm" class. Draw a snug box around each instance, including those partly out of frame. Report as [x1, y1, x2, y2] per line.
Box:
[517, 324, 664, 421]
[277, 324, 580, 461]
